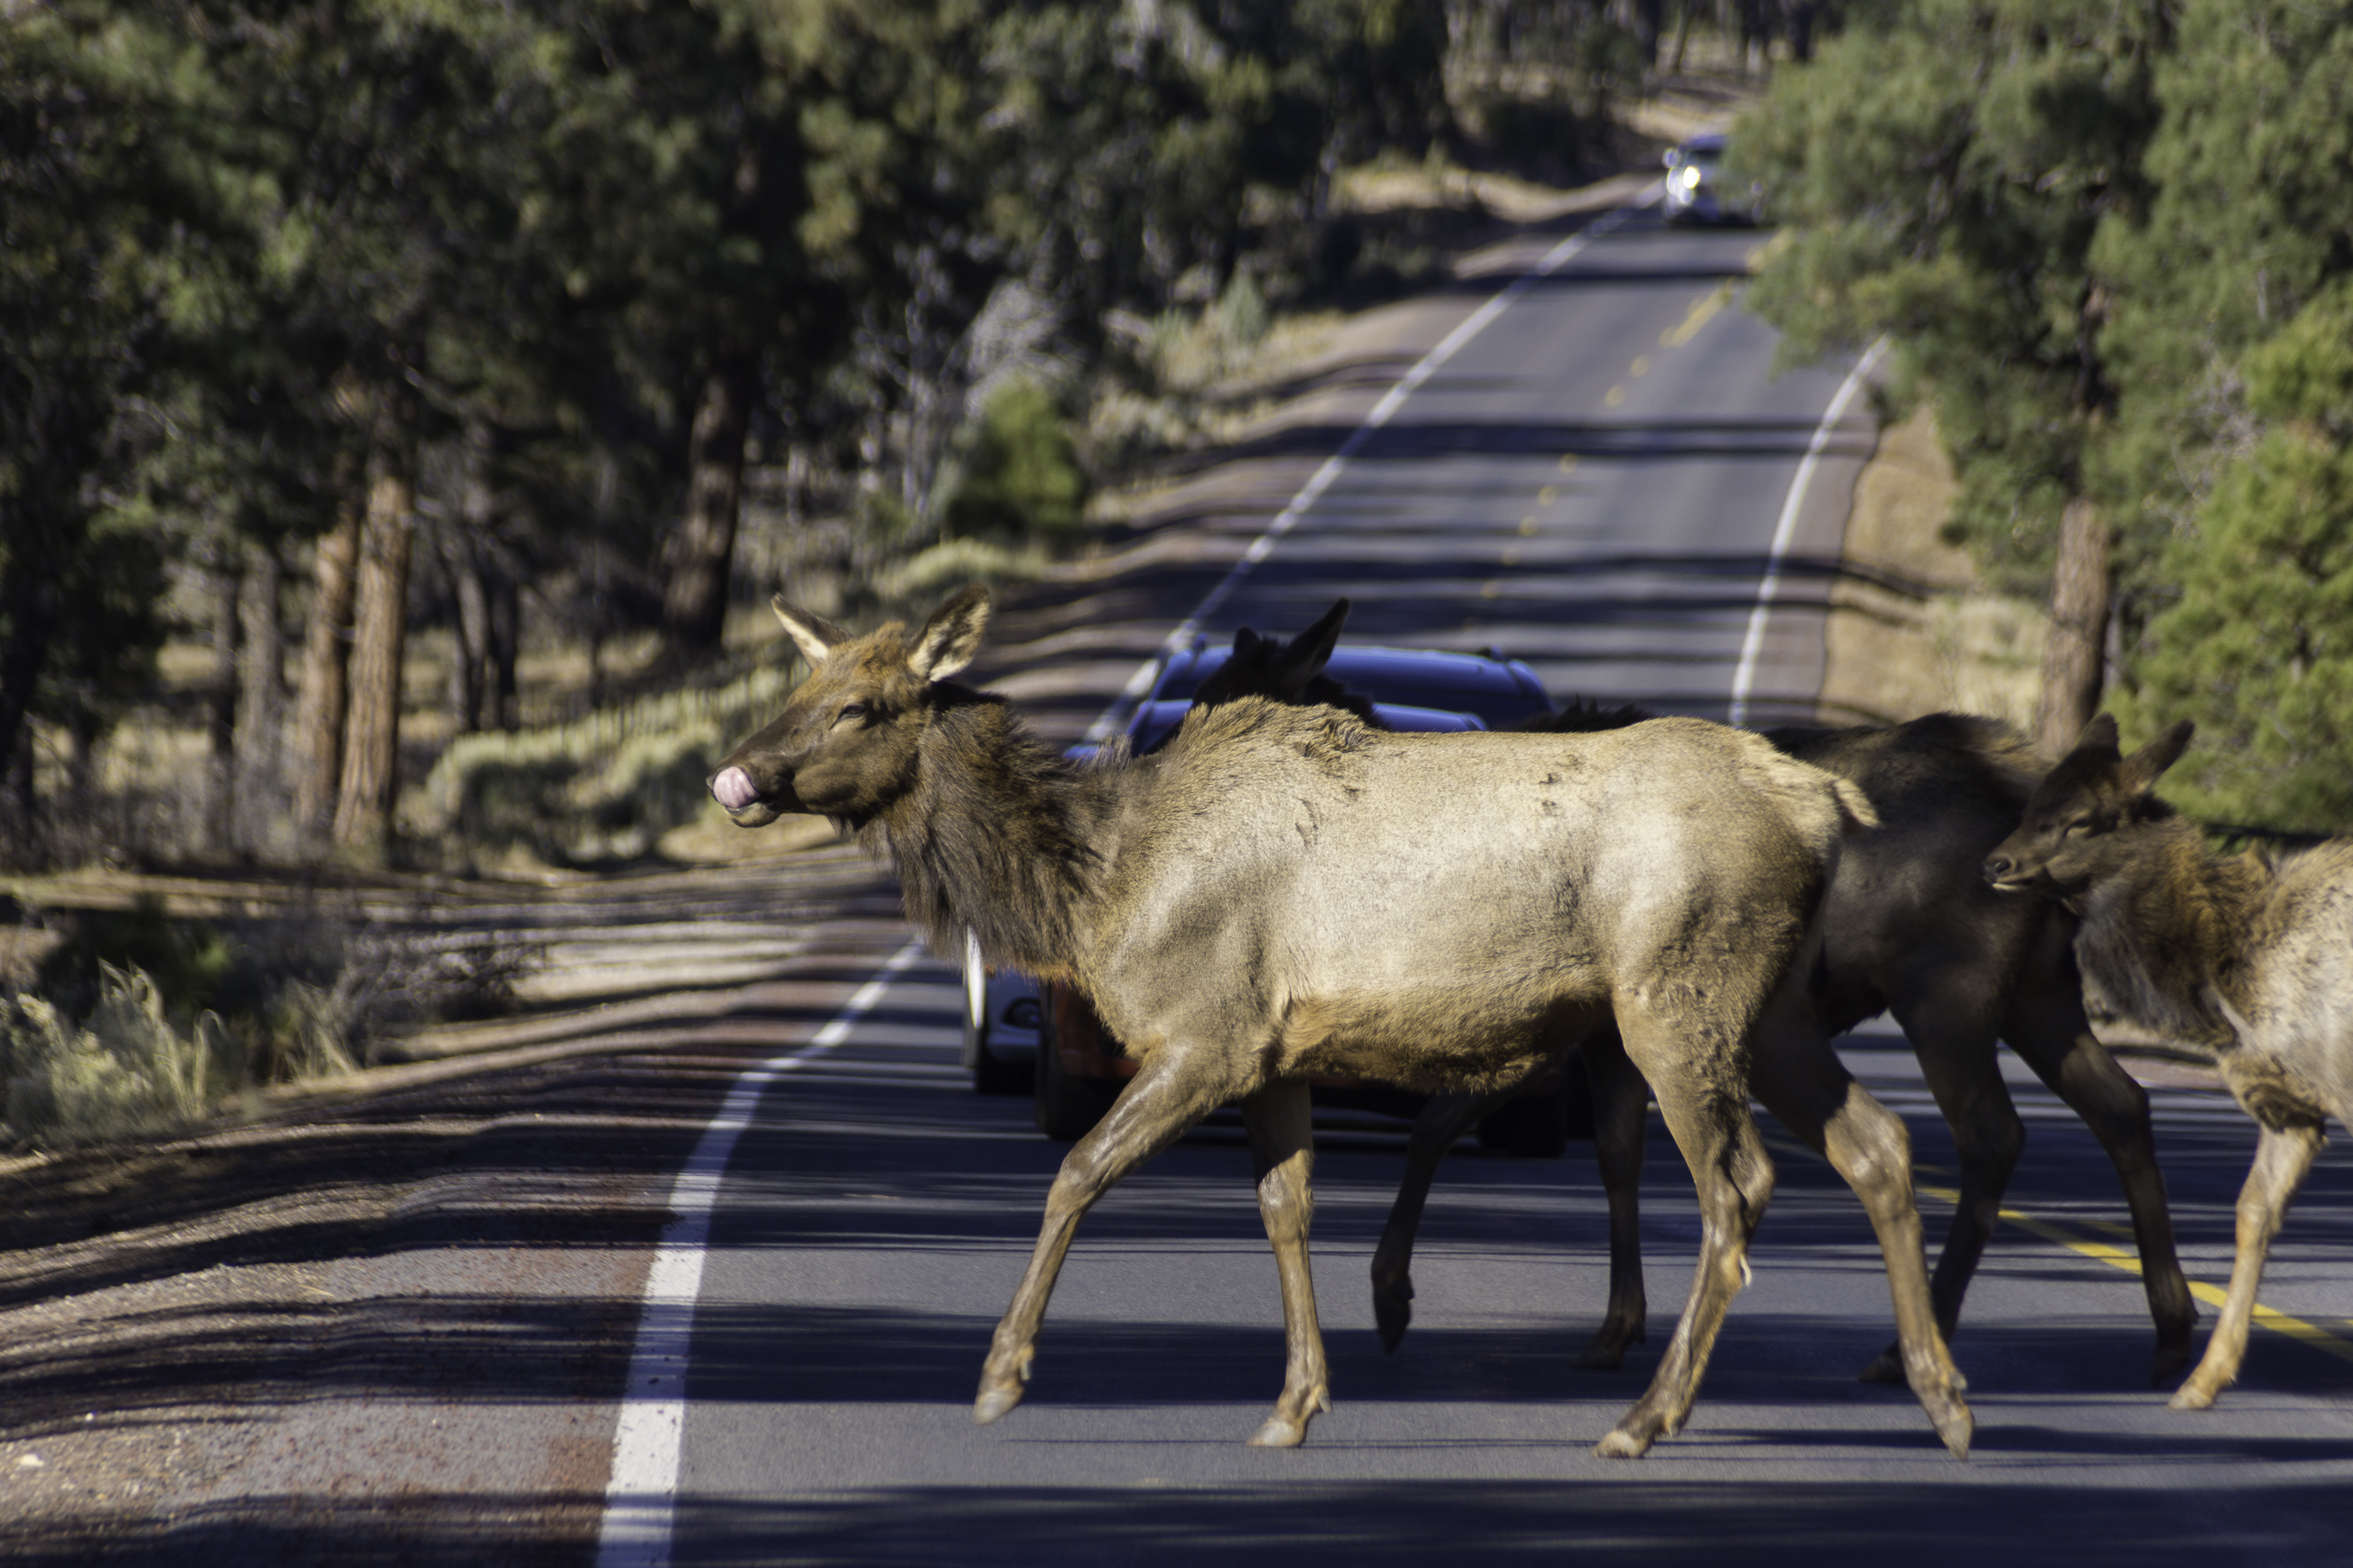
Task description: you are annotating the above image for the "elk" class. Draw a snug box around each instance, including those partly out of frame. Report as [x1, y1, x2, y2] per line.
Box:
[1985, 714, 2353, 1410]
[1200, 604, 2193, 1387]
[710, 586, 1973, 1458]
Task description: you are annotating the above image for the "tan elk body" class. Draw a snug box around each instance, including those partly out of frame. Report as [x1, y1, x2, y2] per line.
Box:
[1190, 604, 2192, 1385]
[1986, 715, 2353, 1409]
[711, 586, 1973, 1457]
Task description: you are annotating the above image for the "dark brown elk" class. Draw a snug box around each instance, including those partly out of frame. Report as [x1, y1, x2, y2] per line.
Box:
[711, 585, 1974, 1458]
[1194, 603, 2191, 1386]
[1375, 708, 2197, 1386]
[1986, 714, 2353, 1409]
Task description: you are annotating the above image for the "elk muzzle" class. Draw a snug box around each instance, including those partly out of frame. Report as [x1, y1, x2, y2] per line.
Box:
[1983, 846, 2033, 893]
[711, 765, 785, 827]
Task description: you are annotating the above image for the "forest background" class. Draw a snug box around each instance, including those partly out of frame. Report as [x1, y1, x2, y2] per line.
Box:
[3, 1, 2353, 1138]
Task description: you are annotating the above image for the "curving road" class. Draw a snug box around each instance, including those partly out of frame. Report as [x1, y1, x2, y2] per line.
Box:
[607, 204, 2353, 1565]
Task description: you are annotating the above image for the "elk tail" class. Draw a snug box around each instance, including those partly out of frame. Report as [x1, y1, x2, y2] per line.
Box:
[1832, 778, 1879, 835]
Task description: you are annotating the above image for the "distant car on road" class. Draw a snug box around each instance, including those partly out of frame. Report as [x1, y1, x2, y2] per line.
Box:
[963, 635, 1591, 1155]
[1661, 132, 1761, 226]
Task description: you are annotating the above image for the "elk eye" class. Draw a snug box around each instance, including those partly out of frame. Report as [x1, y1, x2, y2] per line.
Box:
[837, 701, 871, 724]
[2063, 816, 2094, 839]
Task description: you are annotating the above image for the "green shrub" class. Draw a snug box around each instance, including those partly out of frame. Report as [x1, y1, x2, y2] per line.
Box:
[943, 378, 1088, 545]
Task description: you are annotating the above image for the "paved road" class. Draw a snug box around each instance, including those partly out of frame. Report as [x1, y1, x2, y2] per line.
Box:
[657, 967, 2353, 1566]
[626, 202, 2353, 1564]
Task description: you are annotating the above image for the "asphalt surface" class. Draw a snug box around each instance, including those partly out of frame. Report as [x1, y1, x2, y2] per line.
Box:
[648, 202, 2353, 1563]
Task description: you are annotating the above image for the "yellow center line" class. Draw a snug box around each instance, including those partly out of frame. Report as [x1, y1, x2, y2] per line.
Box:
[1910, 1174, 2353, 1369]
[1746, 229, 1794, 272]
[1660, 286, 1728, 348]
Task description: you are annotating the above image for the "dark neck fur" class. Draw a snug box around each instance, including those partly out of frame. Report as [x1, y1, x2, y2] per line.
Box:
[864, 687, 1119, 979]
[2080, 814, 2270, 1046]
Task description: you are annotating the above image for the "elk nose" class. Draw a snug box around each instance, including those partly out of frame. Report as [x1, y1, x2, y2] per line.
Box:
[1983, 851, 2014, 886]
[712, 766, 761, 812]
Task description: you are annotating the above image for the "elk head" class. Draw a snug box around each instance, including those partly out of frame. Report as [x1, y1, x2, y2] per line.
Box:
[1983, 714, 2196, 901]
[709, 585, 991, 829]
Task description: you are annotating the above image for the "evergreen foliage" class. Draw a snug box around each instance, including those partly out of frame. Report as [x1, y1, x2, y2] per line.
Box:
[2121, 284, 2353, 831]
[943, 379, 1087, 545]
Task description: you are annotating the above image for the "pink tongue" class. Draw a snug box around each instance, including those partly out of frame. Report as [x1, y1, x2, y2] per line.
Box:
[712, 766, 760, 811]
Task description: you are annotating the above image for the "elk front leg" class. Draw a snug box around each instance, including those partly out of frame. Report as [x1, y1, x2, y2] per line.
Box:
[1243, 1079, 1329, 1446]
[1371, 1086, 1494, 1353]
[2002, 966, 2197, 1386]
[1575, 1024, 1653, 1370]
[976, 1046, 1236, 1426]
[1750, 1013, 1972, 1459]
[2171, 1117, 2325, 1411]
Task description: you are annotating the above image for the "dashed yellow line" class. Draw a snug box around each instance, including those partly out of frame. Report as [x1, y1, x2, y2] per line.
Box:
[1911, 1177, 2353, 1368]
[1660, 287, 1728, 348]
[1746, 229, 1794, 272]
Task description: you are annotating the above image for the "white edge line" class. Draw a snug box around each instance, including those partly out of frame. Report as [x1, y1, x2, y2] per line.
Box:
[1727, 336, 1889, 728]
[1079, 198, 1651, 744]
[595, 935, 930, 1568]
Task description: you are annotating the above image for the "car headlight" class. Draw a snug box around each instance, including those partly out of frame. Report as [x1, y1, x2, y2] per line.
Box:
[1677, 166, 1702, 191]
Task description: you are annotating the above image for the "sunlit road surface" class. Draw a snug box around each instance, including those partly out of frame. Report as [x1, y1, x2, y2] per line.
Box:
[637, 203, 2353, 1565]
[659, 957, 2353, 1565]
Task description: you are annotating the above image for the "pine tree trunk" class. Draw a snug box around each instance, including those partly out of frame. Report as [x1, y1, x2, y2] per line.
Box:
[205, 553, 241, 852]
[291, 483, 362, 841]
[0, 562, 51, 868]
[333, 433, 418, 851]
[235, 543, 285, 852]
[2037, 493, 2112, 757]
[660, 350, 759, 667]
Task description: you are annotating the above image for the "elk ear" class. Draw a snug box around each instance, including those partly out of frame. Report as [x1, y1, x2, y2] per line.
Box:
[2118, 719, 2195, 796]
[1274, 598, 1349, 686]
[910, 584, 992, 681]
[773, 595, 852, 668]
[2068, 711, 2122, 762]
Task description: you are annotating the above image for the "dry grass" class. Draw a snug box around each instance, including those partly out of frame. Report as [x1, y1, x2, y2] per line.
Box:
[1819, 404, 2048, 731]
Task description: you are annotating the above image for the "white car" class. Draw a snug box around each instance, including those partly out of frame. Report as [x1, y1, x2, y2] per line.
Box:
[1662, 132, 1762, 225]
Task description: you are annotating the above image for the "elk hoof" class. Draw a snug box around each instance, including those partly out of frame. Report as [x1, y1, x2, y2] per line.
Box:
[1859, 1344, 1906, 1384]
[1929, 1400, 1973, 1460]
[1372, 1274, 1415, 1354]
[1247, 1416, 1310, 1449]
[2168, 1382, 2219, 1412]
[1592, 1425, 1653, 1459]
[1572, 1333, 1632, 1371]
[973, 1385, 1025, 1425]
[1248, 1388, 1328, 1449]
[2149, 1339, 2194, 1388]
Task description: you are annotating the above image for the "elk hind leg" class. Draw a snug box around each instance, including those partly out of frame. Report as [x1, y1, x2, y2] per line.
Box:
[1594, 1038, 1773, 1459]
[2172, 1117, 2325, 1411]
[1858, 983, 2020, 1383]
[977, 1046, 1236, 1425]
[1750, 1013, 1971, 1458]
[1244, 1079, 1329, 1446]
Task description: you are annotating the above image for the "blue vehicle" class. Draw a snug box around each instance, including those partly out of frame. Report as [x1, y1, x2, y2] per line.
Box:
[962, 636, 1584, 1153]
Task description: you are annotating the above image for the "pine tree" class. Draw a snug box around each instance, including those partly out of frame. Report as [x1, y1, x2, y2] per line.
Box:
[2119, 283, 2353, 832]
[1736, 0, 2170, 751]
